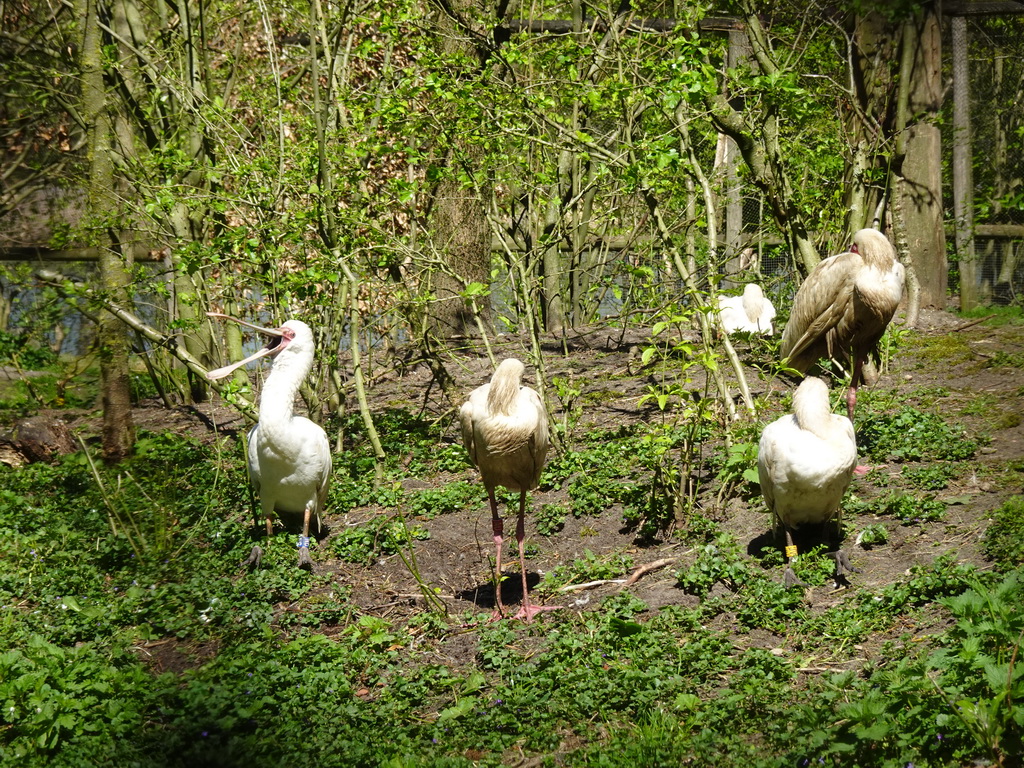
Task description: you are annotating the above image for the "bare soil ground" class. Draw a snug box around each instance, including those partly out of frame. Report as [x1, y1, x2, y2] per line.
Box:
[45, 307, 1024, 669]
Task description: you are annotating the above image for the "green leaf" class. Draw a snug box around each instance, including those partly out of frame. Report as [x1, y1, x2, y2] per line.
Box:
[437, 696, 476, 721]
[608, 617, 644, 636]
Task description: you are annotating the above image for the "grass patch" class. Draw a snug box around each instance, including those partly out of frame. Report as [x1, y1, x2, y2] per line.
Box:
[958, 305, 1024, 326]
[982, 496, 1024, 569]
[911, 334, 974, 366]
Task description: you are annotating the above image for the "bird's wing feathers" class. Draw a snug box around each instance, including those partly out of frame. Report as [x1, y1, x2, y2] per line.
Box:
[757, 428, 777, 518]
[315, 429, 332, 507]
[524, 387, 550, 482]
[782, 253, 858, 369]
[459, 391, 484, 467]
[246, 425, 261, 496]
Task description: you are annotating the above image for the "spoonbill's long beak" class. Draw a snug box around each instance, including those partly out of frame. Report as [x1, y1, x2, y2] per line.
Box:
[206, 312, 286, 381]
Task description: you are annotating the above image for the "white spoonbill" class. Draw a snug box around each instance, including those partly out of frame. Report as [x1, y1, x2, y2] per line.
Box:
[757, 377, 859, 586]
[780, 228, 904, 420]
[207, 313, 331, 570]
[460, 359, 553, 622]
[716, 283, 776, 335]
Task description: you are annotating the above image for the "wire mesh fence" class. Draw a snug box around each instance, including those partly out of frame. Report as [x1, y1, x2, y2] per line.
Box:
[947, 13, 1024, 305]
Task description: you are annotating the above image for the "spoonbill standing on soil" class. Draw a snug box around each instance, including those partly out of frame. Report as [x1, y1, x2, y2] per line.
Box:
[780, 228, 905, 421]
[460, 358, 554, 622]
[757, 377, 859, 586]
[716, 283, 776, 335]
[206, 313, 331, 570]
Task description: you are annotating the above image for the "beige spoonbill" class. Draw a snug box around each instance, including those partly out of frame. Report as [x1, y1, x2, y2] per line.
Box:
[757, 377, 859, 586]
[206, 313, 331, 570]
[780, 228, 904, 420]
[460, 358, 554, 622]
[716, 283, 776, 335]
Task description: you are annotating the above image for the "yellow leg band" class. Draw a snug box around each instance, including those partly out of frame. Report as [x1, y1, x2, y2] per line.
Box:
[785, 545, 798, 559]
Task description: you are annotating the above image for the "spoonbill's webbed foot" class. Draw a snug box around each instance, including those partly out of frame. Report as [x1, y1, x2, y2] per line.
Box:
[783, 567, 807, 589]
[513, 601, 562, 623]
[297, 536, 313, 570]
[243, 544, 264, 570]
[830, 549, 860, 584]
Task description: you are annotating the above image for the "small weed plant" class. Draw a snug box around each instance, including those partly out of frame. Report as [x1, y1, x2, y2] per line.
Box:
[858, 405, 978, 462]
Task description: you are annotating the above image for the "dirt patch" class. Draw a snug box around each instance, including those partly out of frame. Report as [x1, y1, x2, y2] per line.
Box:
[134, 636, 222, 675]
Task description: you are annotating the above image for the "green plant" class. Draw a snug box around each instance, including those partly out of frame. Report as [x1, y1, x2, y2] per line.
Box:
[405, 482, 481, 519]
[535, 503, 567, 536]
[0, 637, 151, 760]
[331, 516, 430, 565]
[984, 350, 1024, 369]
[675, 533, 753, 597]
[929, 571, 1024, 765]
[0, 329, 57, 369]
[983, 497, 1024, 568]
[551, 375, 583, 440]
[902, 463, 956, 490]
[857, 523, 889, 547]
[714, 440, 761, 500]
[540, 549, 634, 591]
[848, 490, 947, 524]
[858, 406, 978, 462]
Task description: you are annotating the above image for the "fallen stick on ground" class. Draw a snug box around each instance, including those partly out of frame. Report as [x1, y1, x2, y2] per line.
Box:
[559, 579, 627, 592]
[621, 557, 676, 588]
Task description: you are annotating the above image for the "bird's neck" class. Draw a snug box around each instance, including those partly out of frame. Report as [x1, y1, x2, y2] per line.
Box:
[258, 354, 311, 434]
[487, 374, 520, 417]
[793, 393, 833, 441]
[862, 244, 894, 270]
[742, 292, 764, 321]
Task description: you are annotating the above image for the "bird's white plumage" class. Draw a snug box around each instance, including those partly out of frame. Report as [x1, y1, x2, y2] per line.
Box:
[208, 316, 330, 568]
[460, 359, 549, 495]
[459, 358, 551, 621]
[757, 377, 857, 532]
[716, 283, 777, 335]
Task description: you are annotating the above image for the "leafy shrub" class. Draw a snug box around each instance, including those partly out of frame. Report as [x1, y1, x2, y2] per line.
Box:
[331, 516, 430, 564]
[902, 463, 956, 490]
[857, 523, 889, 547]
[535, 503, 567, 536]
[819, 570, 1024, 766]
[541, 549, 634, 590]
[982, 496, 1024, 568]
[848, 491, 947, 524]
[675, 534, 752, 597]
[858, 406, 977, 462]
[405, 481, 480, 519]
[0, 637, 150, 762]
[0, 329, 56, 368]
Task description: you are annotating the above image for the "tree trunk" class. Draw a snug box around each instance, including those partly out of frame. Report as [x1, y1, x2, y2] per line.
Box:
[899, 6, 946, 308]
[79, 0, 135, 461]
[706, 3, 820, 274]
[951, 16, 976, 311]
[847, 11, 897, 235]
[169, 0, 215, 400]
